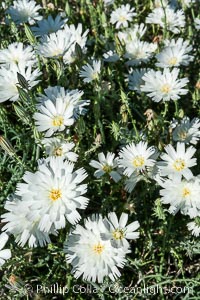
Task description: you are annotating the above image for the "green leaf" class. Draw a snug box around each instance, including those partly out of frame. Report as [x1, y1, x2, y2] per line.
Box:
[24, 24, 36, 44]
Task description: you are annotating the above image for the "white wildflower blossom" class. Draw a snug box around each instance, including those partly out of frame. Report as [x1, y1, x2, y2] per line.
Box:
[156, 38, 193, 68]
[36, 28, 73, 59]
[0, 42, 36, 67]
[172, 117, 200, 145]
[102, 212, 140, 249]
[6, 0, 42, 25]
[0, 62, 41, 103]
[31, 14, 68, 36]
[124, 173, 145, 193]
[141, 68, 189, 102]
[187, 219, 200, 237]
[158, 142, 197, 180]
[89, 152, 121, 183]
[33, 97, 74, 137]
[63, 24, 89, 64]
[2, 195, 55, 248]
[41, 137, 78, 162]
[159, 176, 200, 218]
[125, 39, 157, 66]
[128, 68, 150, 93]
[103, 0, 114, 6]
[37, 86, 90, 119]
[0, 233, 11, 266]
[146, 6, 185, 34]
[64, 214, 129, 283]
[118, 24, 147, 44]
[119, 141, 157, 177]
[110, 4, 136, 29]
[80, 60, 101, 83]
[103, 50, 119, 62]
[15, 157, 89, 232]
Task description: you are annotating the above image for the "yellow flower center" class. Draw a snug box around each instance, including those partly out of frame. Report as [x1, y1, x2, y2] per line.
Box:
[161, 84, 171, 94]
[178, 131, 187, 140]
[173, 159, 186, 171]
[112, 229, 124, 240]
[53, 147, 63, 156]
[135, 50, 145, 59]
[52, 48, 63, 57]
[168, 57, 178, 66]
[102, 164, 112, 173]
[93, 242, 105, 254]
[52, 116, 64, 127]
[49, 189, 62, 201]
[133, 155, 145, 168]
[92, 72, 99, 80]
[182, 187, 191, 198]
[119, 15, 127, 22]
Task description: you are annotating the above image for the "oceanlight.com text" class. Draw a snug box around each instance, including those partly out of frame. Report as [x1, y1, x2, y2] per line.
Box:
[5, 282, 193, 296]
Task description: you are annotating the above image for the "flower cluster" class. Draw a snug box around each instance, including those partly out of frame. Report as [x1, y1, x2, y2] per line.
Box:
[2, 157, 89, 247]
[64, 213, 139, 283]
[0, 0, 200, 290]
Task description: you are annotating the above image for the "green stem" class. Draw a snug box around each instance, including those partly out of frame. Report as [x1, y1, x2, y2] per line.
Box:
[162, 102, 168, 118]
[174, 100, 179, 117]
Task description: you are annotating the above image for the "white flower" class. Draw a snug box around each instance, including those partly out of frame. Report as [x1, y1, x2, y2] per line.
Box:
[2, 195, 55, 248]
[6, 0, 42, 25]
[172, 117, 200, 145]
[103, 0, 114, 6]
[37, 86, 90, 119]
[0, 62, 41, 103]
[124, 173, 144, 192]
[0, 232, 11, 266]
[103, 50, 119, 62]
[195, 18, 200, 30]
[118, 24, 147, 44]
[156, 38, 193, 68]
[64, 23, 88, 50]
[36, 28, 73, 59]
[187, 219, 200, 237]
[146, 6, 185, 34]
[119, 141, 156, 177]
[16, 157, 89, 231]
[102, 212, 140, 249]
[33, 97, 74, 137]
[125, 39, 157, 66]
[41, 137, 78, 162]
[159, 176, 200, 218]
[64, 215, 128, 283]
[141, 68, 189, 102]
[79, 60, 101, 83]
[31, 14, 67, 36]
[89, 152, 121, 183]
[158, 142, 197, 180]
[128, 68, 150, 93]
[63, 23, 89, 64]
[110, 4, 136, 29]
[0, 42, 36, 67]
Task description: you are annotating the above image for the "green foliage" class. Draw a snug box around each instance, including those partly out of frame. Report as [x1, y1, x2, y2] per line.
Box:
[0, 0, 200, 299]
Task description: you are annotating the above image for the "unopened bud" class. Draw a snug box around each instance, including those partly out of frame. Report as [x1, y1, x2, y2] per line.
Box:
[195, 80, 200, 90]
